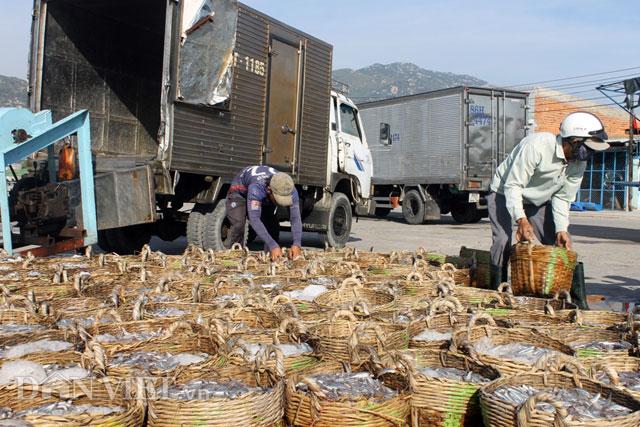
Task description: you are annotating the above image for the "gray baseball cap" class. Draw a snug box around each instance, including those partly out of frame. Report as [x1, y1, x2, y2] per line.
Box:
[270, 172, 295, 207]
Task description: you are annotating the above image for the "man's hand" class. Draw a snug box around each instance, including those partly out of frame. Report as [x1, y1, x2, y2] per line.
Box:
[556, 231, 572, 250]
[270, 247, 283, 261]
[515, 217, 535, 243]
[289, 245, 302, 260]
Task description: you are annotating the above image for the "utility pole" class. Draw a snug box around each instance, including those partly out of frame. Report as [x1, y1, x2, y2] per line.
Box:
[629, 93, 636, 211]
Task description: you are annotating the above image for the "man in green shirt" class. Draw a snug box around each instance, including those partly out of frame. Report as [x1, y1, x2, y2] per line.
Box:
[488, 111, 609, 288]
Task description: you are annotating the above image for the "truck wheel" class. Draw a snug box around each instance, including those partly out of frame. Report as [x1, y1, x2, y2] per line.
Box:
[402, 190, 425, 225]
[322, 192, 352, 249]
[374, 208, 392, 217]
[186, 205, 206, 249]
[98, 225, 152, 254]
[202, 201, 248, 251]
[451, 203, 483, 224]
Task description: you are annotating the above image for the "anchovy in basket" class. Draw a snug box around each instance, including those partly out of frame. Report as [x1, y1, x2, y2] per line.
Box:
[493, 384, 632, 419]
[573, 340, 633, 352]
[166, 379, 267, 400]
[418, 366, 490, 384]
[14, 401, 123, 417]
[474, 337, 559, 365]
[296, 372, 397, 402]
[109, 351, 208, 372]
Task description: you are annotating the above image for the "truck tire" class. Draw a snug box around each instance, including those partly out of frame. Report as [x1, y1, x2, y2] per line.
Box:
[201, 201, 248, 251]
[98, 225, 152, 254]
[374, 208, 392, 217]
[186, 205, 206, 249]
[451, 203, 483, 224]
[402, 190, 425, 225]
[321, 192, 352, 249]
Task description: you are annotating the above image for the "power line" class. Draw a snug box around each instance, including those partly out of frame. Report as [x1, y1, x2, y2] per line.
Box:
[505, 66, 640, 88]
[536, 73, 640, 91]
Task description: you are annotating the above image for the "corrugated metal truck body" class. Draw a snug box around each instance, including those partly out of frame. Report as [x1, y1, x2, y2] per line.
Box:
[360, 86, 529, 224]
[27, 0, 367, 251]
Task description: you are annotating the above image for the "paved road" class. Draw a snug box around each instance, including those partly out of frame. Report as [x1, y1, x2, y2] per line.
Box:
[151, 209, 640, 310]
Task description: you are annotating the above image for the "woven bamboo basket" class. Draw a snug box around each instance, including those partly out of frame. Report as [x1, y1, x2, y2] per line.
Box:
[552, 308, 631, 331]
[451, 314, 575, 376]
[480, 369, 640, 427]
[148, 346, 285, 427]
[0, 377, 145, 426]
[535, 326, 633, 360]
[409, 297, 470, 351]
[0, 328, 85, 365]
[82, 323, 221, 380]
[497, 283, 577, 311]
[510, 243, 578, 297]
[285, 364, 411, 427]
[309, 311, 410, 363]
[589, 357, 640, 400]
[314, 278, 396, 313]
[403, 349, 500, 427]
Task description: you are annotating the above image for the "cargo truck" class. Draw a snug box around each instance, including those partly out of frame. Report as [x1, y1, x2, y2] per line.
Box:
[359, 86, 529, 224]
[22, 0, 373, 253]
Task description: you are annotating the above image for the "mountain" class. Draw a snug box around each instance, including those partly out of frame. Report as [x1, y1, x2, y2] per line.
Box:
[0, 75, 28, 108]
[333, 62, 487, 102]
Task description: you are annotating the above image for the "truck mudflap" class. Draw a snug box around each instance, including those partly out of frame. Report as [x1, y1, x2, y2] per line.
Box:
[301, 194, 331, 232]
[95, 165, 156, 230]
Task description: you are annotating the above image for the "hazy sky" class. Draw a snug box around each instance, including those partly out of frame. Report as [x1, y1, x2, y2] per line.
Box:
[1, 0, 638, 87]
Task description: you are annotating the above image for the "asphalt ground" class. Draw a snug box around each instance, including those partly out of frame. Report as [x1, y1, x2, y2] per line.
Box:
[151, 209, 640, 311]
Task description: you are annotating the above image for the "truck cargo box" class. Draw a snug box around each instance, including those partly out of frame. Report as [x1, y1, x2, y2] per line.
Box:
[31, 0, 333, 187]
[360, 86, 529, 191]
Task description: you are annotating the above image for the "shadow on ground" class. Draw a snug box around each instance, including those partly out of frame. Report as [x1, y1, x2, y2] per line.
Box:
[587, 275, 640, 303]
[569, 224, 640, 243]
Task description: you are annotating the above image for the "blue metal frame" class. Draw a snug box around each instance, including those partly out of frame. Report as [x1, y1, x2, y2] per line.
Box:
[579, 149, 628, 210]
[0, 108, 96, 254]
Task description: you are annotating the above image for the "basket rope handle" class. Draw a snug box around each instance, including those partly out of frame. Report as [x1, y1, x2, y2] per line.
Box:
[589, 362, 621, 387]
[497, 283, 513, 294]
[406, 271, 423, 282]
[277, 317, 306, 343]
[331, 310, 358, 323]
[427, 296, 464, 317]
[339, 277, 363, 290]
[553, 290, 572, 304]
[163, 321, 195, 339]
[467, 312, 496, 336]
[516, 392, 569, 427]
[436, 280, 455, 298]
[350, 299, 371, 317]
[441, 263, 457, 272]
[255, 344, 285, 380]
[532, 353, 587, 377]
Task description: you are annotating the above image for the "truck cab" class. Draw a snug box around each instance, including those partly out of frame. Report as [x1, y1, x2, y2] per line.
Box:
[329, 91, 372, 200]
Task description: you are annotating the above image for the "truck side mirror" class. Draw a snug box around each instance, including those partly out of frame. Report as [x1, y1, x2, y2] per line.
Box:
[380, 123, 391, 145]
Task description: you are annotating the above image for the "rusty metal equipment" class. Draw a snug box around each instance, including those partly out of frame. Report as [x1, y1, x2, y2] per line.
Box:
[0, 108, 96, 255]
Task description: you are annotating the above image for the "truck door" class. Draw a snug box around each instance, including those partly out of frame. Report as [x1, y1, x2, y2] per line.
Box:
[496, 95, 527, 165]
[337, 101, 371, 198]
[466, 93, 496, 181]
[264, 39, 302, 172]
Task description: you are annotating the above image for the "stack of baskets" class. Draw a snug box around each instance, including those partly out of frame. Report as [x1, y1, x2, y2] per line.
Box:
[0, 244, 636, 426]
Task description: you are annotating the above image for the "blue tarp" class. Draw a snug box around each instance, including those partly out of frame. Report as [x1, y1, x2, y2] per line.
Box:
[571, 202, 603, 211]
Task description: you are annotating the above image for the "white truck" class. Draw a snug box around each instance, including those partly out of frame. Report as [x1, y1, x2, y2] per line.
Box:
[360, 86, 529, 224]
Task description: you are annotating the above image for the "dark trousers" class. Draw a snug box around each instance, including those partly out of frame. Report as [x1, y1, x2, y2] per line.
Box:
[487, 192, 556, 281]
[224, 196, 279, 249]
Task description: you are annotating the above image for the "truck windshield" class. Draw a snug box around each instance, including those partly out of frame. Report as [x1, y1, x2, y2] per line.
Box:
[339, 104, 362, 139]
[178, 0, 238, 107]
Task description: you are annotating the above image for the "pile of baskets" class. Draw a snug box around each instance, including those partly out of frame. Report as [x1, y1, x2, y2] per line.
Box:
[0, 244, 637, 426]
